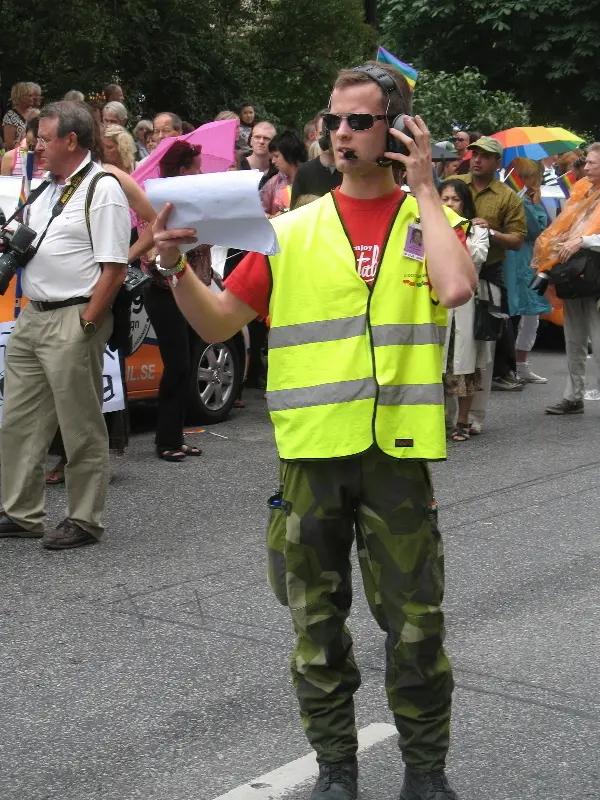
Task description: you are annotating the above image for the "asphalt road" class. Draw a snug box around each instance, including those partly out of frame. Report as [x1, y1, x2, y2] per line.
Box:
[2, 349, 600, 800]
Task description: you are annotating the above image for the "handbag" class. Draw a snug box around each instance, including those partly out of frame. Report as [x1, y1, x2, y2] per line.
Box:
[548, 249, 600, 300]
[85, 172, 151, 356]
[473, 282, 502, 341]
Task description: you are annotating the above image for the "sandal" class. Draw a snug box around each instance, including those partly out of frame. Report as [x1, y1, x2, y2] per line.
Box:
[45, 457, 66, 484]
[451, 422, 470, 442]
[157, 449, 186, 462]
[180, 443, 202, 456]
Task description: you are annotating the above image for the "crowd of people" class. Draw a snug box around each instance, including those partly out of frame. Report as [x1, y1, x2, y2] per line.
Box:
[1, 64, 599, 800]
[0, 77, 598, 479]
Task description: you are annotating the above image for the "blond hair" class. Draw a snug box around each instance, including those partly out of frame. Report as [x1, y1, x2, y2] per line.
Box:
[293, 193, 320, 209]
[508, 157, 542, 182]
[10, 82, 32, 107]
[103, 124, 136, 173]
[215, 110, 239, 121]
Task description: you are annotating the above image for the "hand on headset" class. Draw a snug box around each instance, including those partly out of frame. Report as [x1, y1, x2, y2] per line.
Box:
[384, 115, 434, 193]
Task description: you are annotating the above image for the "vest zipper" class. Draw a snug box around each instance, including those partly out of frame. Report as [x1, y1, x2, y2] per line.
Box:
[332, 192, 406, 444]
[366, 202, 404, 441]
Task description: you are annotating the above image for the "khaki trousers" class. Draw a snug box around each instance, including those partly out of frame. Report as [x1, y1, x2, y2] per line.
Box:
[1, 302, 112, 537]
[562, 297, 600, 401]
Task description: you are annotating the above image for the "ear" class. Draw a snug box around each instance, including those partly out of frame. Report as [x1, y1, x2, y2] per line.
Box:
[67, 132, 78, 152]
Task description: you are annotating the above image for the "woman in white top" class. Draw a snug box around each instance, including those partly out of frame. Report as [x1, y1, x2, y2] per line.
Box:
[438, 179, 491, 442]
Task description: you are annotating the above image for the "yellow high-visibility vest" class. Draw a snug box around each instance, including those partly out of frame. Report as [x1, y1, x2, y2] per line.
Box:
[266, 191, 466, 460]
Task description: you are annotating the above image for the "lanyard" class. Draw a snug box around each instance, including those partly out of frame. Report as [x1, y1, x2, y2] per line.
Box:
[32, 161, 95, 254]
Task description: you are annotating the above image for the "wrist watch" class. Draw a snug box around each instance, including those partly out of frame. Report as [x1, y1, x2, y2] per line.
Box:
[155, 254, 187, 277]
[80, 319, 97, 336]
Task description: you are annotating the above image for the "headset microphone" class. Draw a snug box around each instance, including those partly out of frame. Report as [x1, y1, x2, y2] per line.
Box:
[342, 150, 358, 160]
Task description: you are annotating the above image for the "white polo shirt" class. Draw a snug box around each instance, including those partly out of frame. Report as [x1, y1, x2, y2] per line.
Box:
[21, 152, 131, 302]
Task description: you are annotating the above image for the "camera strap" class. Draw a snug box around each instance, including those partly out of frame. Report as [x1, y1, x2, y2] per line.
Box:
[32, 160, 95, 254]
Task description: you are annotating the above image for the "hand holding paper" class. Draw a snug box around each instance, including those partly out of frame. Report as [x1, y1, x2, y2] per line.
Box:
[146, 170, 280, 257]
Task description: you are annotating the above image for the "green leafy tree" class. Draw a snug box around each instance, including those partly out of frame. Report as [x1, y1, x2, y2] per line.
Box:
[246, 0, 376, 128]
[413, 69, 530, 140]
[379, 0, 600, 134]
[0, 0, 374, 128]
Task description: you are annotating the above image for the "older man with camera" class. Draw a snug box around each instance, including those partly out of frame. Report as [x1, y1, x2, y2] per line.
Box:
[0, 101, 130, 549]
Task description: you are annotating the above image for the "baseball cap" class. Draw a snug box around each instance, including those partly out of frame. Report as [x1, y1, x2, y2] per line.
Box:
[468, 136, 503, 156]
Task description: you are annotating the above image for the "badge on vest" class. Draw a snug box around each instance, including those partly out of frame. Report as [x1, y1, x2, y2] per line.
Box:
[403, 224, 424, 262]
[395, 438, 414, 448]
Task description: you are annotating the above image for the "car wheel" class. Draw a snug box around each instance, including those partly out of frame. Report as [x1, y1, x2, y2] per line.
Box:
[187, 337, 241, 423]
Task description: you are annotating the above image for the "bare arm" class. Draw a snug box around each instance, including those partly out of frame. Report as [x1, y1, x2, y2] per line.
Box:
[472, 218, 523, 252]
[387, 116, 477, 308]
[102, 163, 156, 222]
[102, 164, 158, 262]
[3, 125, 17, 150]
[1, 150, 13, 176]
[129, 223, 155, 263]
[152, 203, 256, 342]
[82, 263, 127, 326]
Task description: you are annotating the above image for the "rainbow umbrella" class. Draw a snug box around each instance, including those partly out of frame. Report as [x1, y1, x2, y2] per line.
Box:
[491, 126, 584, 166]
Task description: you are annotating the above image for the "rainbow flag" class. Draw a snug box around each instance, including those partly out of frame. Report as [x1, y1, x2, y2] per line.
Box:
[376, 46, 418, 91]
[557, 170, 577, 198]
[503, 169, 526, 195]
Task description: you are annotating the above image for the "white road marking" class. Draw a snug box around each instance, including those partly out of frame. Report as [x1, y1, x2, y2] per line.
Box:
[211, 722, 397, 800]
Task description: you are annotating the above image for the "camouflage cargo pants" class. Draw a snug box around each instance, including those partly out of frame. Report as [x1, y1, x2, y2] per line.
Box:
[267, 447, 454, 771]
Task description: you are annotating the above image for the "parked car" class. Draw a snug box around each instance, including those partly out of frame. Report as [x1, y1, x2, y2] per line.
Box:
[0, 274, 249, 425]
[125, 274, 249, 422]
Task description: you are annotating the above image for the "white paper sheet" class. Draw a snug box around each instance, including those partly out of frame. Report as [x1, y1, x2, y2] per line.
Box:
[145, 170, 280, 256]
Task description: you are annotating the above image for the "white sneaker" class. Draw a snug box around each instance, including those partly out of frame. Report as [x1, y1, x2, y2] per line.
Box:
[517, 362, 548, 384]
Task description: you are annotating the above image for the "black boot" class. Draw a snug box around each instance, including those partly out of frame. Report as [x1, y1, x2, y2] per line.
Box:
[310, 758, 358, 800]
[400, 768, 459, 800]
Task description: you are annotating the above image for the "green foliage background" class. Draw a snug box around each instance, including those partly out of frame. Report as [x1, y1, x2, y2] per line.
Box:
[380, 0, 600, 136]
[1, 0, 595, 140]
[0, 0, 375, 128]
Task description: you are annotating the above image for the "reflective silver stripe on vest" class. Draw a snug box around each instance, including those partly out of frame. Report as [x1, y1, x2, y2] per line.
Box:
[268, 315, 367, 350]
[371, 323, 446, 347]
[267, 378, 376, 412]
[378, 384, 444, 406]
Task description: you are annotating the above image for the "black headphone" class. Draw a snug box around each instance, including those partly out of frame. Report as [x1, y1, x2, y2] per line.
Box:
[319, 64, 413, 166]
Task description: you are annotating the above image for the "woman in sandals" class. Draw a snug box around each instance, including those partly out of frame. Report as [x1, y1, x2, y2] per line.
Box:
[438, 179, 491, 442]
[141, 141, 211, 461]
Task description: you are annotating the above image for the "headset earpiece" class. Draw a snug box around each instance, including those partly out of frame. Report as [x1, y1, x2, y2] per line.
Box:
[387, 115, 413, 157]
[318, 129, 331, 151]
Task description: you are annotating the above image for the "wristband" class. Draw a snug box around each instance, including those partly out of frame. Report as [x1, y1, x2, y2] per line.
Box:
[168, 261, 188, 288]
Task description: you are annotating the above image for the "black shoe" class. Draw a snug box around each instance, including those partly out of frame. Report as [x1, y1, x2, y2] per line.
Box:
[0, 512, 42, 538]
[310, 759, 358, 800]
[400, 768, 459, 800]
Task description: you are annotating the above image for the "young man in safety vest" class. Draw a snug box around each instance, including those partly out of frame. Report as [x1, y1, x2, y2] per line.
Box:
[153, 63, 476, 800]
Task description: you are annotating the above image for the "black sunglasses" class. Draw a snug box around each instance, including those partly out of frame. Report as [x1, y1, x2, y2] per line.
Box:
[322, 113, 388, 132]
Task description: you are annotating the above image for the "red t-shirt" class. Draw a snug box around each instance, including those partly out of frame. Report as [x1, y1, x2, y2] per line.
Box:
[224, 187, 404, 319]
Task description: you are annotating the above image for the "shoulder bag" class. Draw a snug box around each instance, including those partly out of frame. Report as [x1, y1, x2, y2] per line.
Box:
[548, 249, 600, 300]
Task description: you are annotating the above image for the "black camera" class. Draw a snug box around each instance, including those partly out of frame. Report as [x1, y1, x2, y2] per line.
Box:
[0, 223, 37, 295]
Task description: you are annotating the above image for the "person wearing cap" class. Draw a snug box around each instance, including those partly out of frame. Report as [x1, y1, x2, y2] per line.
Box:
[455, 136, 526, 426]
